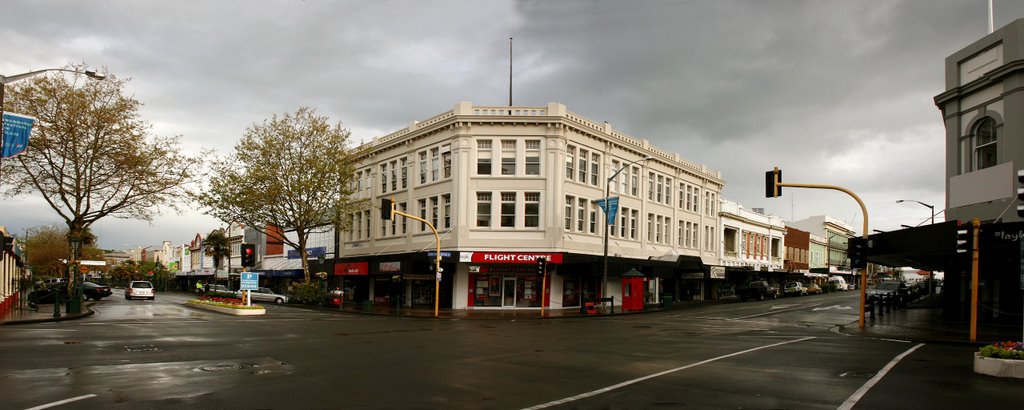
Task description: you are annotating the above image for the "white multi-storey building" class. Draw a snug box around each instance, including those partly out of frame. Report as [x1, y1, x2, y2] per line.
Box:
[717, 200, 785, 297]
[334, 102, 724, 310]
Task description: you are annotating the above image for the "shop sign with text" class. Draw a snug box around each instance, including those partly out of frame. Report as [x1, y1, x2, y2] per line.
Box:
[470, 252, 562, 264]
[334, 261, 369, 275]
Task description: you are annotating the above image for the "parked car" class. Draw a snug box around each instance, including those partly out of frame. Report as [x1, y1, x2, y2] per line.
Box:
[867, 281, 908, 303]
[783, 282, 808, 297]
[737, 280, 778, 301]
[806, 283, 823, 295]
[28, 286, 59, 305]
[237, 287, 289, 304]
[207, 284, 233, 295]
[82, 282, 112, 300]
[125, 280, 155, 300]
[828, 276, 849, 291]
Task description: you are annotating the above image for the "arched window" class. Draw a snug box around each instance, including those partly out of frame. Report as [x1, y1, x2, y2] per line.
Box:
[973, 117, 998, 170]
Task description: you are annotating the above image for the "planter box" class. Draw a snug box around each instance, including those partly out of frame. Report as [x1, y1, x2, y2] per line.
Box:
[186, 301, 266, 316]
[974, 352, 1024, 379]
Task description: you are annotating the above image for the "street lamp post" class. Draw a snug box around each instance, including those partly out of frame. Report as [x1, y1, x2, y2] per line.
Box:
[896, 199, 935, 226]
[602, 155, 652, 305]
[1, 68, 107, 188]
[66, 234, 83, 314]
[896, 199, 937, 295]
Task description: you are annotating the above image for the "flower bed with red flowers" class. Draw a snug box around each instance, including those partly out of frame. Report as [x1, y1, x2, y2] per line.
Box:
[199, 295, 245, 306]
[979, 341, 1024, 360]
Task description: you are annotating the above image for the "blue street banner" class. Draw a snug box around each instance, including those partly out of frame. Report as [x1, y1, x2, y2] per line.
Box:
[595, 197, 620, 225]
[2, 112, 35, 158]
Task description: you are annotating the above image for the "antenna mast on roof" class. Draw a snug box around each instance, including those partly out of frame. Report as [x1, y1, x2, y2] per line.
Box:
[989, 0, 994, 33]
[508, 37, 513, 110]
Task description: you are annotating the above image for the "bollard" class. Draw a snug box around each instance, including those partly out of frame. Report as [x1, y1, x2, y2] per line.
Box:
[885, 294, 892, 313]
[867, 297, 875, 319]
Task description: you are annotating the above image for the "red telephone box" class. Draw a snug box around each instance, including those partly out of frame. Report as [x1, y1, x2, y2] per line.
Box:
[621, 269, 645, 312]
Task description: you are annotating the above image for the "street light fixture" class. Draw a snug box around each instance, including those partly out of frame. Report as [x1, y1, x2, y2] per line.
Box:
[896, 199, 936, 226]
[1, 67, 107, 189]
[602, 155, 652, 305]
[896, 199, 936, 295]
[66, 233, 83, 313]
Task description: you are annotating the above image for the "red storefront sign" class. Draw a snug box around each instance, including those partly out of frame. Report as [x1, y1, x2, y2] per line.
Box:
[334, 261, 369, 276]
[470, 252, 562, 264]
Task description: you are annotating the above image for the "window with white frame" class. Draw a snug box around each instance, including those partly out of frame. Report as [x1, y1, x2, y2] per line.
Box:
[418, 198, 427, 231]
[619, 208, 628, 238]
[478, 140, 493, 175]
[631, 166, 639, 196]
[501, 140, 516, 175]
[679, 183, 686, 209]
[656, 175, 664, 203]
[418, 151, 427, 184]
[692, 187, 700, 213]
[566, 145, 576, 180]
[647, 213, 655, 242]
[398, 202, 407, 234]
[611, 160, 621, 194]
[973, 117, 998, 171]
[590, 152, 600, 186]
[589, 204, 597, 234]
[430, 147, 440, 181]
[577, 198, 586, 232]
[629, 210, 637, 240]
[477, 193, 492, 227]
[578, 148, 589, 183]
[500, 192, 516, 227]
[525, 192, 540, 227]
[380, 163, 388, 193]
[690, 222, 698, 249]
[648, 172, 655, 201]
[442, 145, 452, 179]
[525, 140, 541, 175]
[430, 196, 439, 229]
[565, 195, 574, 230]
[663, 217, 671, 245]
[442, 194, 451, 228]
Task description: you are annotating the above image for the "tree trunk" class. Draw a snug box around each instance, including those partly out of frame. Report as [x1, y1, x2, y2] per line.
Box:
[299, 234, 310, 282]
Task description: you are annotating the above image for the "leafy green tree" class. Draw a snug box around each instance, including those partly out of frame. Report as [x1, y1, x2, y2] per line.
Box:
[197, 107, 365, 282]
[23, 224, 103, 279]
[2, 64, 205, 256]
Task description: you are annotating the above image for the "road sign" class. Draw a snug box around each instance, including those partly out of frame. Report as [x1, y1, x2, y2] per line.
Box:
[240, 273, 259, 290]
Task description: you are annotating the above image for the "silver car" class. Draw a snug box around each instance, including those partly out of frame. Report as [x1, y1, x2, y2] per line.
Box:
[126, 280, 155, 300]
[237, 287, 288, 304]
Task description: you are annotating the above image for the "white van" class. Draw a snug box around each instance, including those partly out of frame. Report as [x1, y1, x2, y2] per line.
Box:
[828, 276, 849, 291]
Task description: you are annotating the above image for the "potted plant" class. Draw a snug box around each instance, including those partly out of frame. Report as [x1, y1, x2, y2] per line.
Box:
[974, 341, 1024, 378]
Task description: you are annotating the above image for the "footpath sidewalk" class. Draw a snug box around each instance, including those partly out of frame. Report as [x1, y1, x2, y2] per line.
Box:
[840, 294, 1022, 344]
[0, 293, 95, 326]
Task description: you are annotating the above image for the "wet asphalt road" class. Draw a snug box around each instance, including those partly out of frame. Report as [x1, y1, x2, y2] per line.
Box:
[1, 290, 1021, 409]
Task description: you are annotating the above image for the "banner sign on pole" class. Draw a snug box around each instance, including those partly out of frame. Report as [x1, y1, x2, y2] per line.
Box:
[2, 113, 35, 158]
[596, 197, 620, 225]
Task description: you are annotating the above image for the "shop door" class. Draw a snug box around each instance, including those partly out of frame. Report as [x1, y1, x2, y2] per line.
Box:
[502, 277, 516, 307]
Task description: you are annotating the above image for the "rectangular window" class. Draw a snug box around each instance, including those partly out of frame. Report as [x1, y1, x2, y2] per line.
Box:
[648, 172, 655, 201]
[655, 215, 662, 243]
[665, 178, 672, 205]
[647, 213, 655, 242]
[442, 146, 452, 179]
[478, 140, 492, 175]
[611, 160, 621, 194]
[390, 160, 398, 192]
[590, 153, 600, 186]
[589, 207, 597, 234]
[430, 196, 439, 229]
[656, 175, 664, 203]
[442, 194, 451, 229]
[577, 198, 586, 232]
[501, 192, 516, 227]
[501, 139, 516, 175]
[566, 145, 576, 180]
[678, 221, 685, 247]
[419, 151, 427, 184]
[679, 183, 686, 209]
[400, 158, 408, 189]
[431, 147, 440, 181]
[526, 140, 540, 175]
[476, 193, 491, 227]
[380, 163, 388, 193]
[565, 196, 574, 230]
[693, 188, 701, 213]
[664, 217, 671, 245]
[691, 223, 698, 249]
[619, 208, 628, 238]
[578, 149, 588, 183]
[399, 202, 407, 234]
[525, 192, 540, 227]
[629, 210, 637, 240]
[419, 198, 427, 231]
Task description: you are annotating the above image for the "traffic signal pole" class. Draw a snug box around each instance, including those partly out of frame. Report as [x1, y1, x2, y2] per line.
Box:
[383, 198, 442, 318]
[768, 171, 870, 328]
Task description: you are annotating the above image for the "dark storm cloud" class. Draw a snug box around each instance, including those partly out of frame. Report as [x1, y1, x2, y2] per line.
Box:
[2, 0, 1022, 248]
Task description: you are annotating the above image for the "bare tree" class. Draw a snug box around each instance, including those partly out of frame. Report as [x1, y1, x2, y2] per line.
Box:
[197, 107, 365, 282]
[2, 64, 204, 251]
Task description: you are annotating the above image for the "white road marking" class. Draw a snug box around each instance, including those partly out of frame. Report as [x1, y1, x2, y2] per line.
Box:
[521, 336, 816, 410]
[730, 303, 823, 319]
[25, 394, 97, 410]
[837, 343, 925, 410]
[812, 305, 853, 311]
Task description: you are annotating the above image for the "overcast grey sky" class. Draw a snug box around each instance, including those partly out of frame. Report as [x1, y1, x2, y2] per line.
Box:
[2, 0, 1022, 250]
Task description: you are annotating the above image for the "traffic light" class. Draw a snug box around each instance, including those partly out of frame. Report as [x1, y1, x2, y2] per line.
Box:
[848, 237, 868, 269]
[956, 223, 971, 254]
[381, 198, 394, 220]
[537, 257, 547, 276]
[765, 167, 782, 198]
[241, 244, 256, 267]
[1017, 169, 1024, 218]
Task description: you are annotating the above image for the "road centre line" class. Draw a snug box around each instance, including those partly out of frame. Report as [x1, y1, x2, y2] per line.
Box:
[729, 303, 823, 320]
[521, 336, 816, 410]
[25, 394, 97, 410]
[837, 343, 925, 410]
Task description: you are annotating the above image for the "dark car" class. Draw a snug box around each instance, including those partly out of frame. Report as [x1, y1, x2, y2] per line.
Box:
[28, 287, 59, 305]
[737, 280, 778, 301]
[867, 281, 909, 303]
[82, 282, 113, 300]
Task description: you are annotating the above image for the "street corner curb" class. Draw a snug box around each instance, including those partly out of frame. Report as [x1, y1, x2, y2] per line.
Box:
[0, 306, 95, 326]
